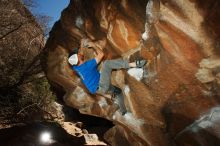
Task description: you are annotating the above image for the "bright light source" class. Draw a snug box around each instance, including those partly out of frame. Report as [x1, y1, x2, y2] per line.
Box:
[40, 132, 51, 143]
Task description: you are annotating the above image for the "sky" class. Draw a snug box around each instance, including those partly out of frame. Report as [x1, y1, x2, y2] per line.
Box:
[31, 0, 70, 27]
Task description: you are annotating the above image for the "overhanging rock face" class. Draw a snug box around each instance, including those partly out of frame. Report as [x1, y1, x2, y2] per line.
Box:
[44, 0, 220, 145]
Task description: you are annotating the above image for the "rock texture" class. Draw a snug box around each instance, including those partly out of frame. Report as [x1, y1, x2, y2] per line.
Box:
[45, 0, 220, 145]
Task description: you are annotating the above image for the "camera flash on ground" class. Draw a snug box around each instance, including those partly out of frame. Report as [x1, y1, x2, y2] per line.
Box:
[40, 132, 51, 143]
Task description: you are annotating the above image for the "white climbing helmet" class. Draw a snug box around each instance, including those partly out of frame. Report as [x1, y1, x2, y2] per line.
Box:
[68, 54, 78, 65]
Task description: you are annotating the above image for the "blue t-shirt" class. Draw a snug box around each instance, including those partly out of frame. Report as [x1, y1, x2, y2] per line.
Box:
[72, 59, 100, 94]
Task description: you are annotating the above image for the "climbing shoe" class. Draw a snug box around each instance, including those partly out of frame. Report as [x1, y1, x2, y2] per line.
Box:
[135, 58, 147, 68]
[114, 96, 127, 116]
[112, 86, 122, 97]
[107, 85, 122, 98]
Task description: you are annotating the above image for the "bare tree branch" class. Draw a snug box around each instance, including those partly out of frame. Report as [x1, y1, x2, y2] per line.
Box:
[21, 0, 53, 36]
[34, 14, 53, 36]
[0, 24, 23, 40]
[16, 103, 38, 115]
[22, 0, 38, 8]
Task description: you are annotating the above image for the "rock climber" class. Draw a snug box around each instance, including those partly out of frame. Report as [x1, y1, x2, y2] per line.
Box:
[68, 39, 147, 115]
[68, 39, 147, 97]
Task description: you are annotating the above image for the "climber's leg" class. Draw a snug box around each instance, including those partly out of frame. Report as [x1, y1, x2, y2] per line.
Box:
[96, 59, 130, 115]
[97, 59, 129, 94]
[114, 94, 127, 115]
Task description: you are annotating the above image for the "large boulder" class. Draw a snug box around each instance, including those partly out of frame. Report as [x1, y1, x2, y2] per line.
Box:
[44, 0, 220, 145]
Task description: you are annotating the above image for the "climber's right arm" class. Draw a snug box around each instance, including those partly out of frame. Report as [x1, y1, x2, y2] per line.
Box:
[93, 45, 104, 64]
[87, 42, 104, 64]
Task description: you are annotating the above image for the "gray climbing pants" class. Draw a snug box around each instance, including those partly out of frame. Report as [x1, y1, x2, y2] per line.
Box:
[96, 58, 129, 94]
